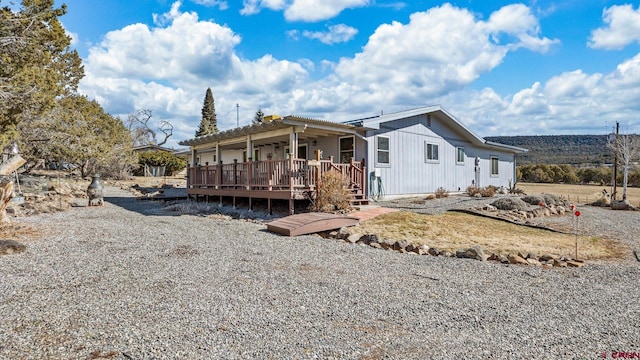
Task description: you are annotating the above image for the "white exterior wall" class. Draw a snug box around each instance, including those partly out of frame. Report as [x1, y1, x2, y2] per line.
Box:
[365, 114, 516, 196]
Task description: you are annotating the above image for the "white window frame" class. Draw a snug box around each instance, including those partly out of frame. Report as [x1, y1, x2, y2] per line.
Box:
[339, 135, 355, 164]
[456, 147, 465, 164]
[491, 156, 499, 176]
[425, 142, 439, 163]
[375, 135, 390, 167]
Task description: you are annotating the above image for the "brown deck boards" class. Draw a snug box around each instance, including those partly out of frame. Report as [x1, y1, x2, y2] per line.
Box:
[267, 212, 359, 236]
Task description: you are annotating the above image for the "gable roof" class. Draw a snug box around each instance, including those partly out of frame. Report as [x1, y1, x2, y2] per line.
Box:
[344, 105, 527, 154]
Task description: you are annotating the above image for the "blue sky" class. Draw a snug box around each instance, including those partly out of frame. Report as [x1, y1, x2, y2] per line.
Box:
[35, 0, 640, 147]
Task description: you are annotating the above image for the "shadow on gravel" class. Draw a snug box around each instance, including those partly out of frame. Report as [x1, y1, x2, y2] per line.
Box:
[103, 196, 172, 216]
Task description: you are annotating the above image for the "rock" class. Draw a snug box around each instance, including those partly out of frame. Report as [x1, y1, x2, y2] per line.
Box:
[441, 251, 453, 257]
[346, 234, 361, 244]
[0, 240, 26, 255]
[379, 238, 394, 250]
[526, 258, 542, 266]
[428, 247, 440, 256]
[393, 239, 409, 251]
[526, 253, 538, 260]
[553, 259, 568, 267]
[508, 254, 528, 265]
[634, 250, 640, 262]
[548, 207, 558, 215]
[482, 204, 497, 211]
[358, 234, 378, 245]
[455, 246, 487, 261]
[556, 206, 566, 215]
[417, 244, 430, 255]
[567, 260, 585, 268]
[336, 227, 350, 240]
[329, 230, 338, 238]
[405, 243, 419, 254]
[539, 254, 556, 262]
[611, 200, 631, 210]
[369, 242, 382, 249]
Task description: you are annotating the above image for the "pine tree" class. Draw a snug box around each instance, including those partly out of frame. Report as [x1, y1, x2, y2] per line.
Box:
[253, 108, 264, 124]
[0, 0, 84, 147]
[196, 87, 217, 137]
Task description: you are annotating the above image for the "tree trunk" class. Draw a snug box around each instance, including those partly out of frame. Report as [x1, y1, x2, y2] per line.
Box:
[0, 179, 14, 223]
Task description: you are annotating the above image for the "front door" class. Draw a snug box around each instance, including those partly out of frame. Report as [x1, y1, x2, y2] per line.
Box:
[298, 144, 308, 160]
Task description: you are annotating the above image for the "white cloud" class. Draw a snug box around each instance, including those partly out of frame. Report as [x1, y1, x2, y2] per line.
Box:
[240, 0, 369, 22]
[80, 1, 310, 146]
[589, 4, 640, 50]
[285, 0, 370, 22]
[446, 53, 640, 136]
[240, 0, 287, 16]
[77, 1, 640, 145]
[302, 24, 358, 44]
[330, 3, 556, 103]
[191, 0, 229, 10]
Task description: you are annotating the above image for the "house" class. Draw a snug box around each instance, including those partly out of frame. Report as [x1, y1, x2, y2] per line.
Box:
[178, 105, 526, 214]
[346, 106, 527, 197]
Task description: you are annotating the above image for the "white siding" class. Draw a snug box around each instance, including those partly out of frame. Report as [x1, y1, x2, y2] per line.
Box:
[366, 114, 516, 196]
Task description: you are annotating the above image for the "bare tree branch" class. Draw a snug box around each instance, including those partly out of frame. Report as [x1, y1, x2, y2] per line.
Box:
[156, 120, 173, 146]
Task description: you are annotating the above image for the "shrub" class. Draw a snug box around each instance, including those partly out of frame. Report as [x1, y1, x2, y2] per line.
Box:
[541, 194, 562, 206]
[435, 187, 449, 198]
[137, 150, 187, 176]
[522, 195, 545, 206]
[310, 171, 351, 213]
[466, 186, 495, 197]
[479, 186, 496, 197]
[491, 197, 529, 211]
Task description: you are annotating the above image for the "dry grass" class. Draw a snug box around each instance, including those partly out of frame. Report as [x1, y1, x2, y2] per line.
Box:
[348, 211, 627, 260]
[519, 182, 640, 206]
[0, 223, 41, 241]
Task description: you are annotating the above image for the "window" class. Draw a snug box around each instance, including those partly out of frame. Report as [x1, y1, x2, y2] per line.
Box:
[376, 136, 390, 165]
[339, 136, 355, 163]
[425, 142, 439, 162]
[491, 156, 499, 176]
[456, 147, 465, 164]
[297, 144, 308, 160]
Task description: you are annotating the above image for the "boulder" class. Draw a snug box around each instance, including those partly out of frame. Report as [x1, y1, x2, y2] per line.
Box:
[346, 234, 362, 244]
[428, 247, 440, 256]
[611, 200, 631, 210]
[508, 254, 528, 265]
[526, 258, 542, 266]
[417, 244, 430, 255]
[553, 259, 568, 267]
[567, 260, 585, 268]
[455, 246, 487, 261]
[539, 254, 556, 262]
[369, 242, 382, 249]
[393, 239, 409, 251]
[0, 240, 26, 255]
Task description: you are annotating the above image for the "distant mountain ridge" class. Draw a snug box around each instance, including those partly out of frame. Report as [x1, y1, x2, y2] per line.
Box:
[485, 135, 614, 165]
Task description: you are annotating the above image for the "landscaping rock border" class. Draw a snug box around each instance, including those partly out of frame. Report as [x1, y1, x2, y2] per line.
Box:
[324, 228, 586, 268]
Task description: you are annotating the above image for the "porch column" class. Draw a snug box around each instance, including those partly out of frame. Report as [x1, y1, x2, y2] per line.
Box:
[246, 135, 253, 190]
[289, 132, 298, 159]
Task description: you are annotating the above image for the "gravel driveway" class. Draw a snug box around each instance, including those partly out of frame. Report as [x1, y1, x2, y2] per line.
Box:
[1, 187, 639, 359]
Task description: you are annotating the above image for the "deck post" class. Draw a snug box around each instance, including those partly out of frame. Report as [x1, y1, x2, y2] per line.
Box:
[218, 161, 223, 189]
[268, 198, 272, 215]
[247, 158, 252, 190]
[233, 159, 238, 188]
[289, 198, 294, 215]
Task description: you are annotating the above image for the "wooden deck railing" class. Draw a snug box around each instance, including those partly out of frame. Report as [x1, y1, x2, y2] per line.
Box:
[187, 157, 366, 195]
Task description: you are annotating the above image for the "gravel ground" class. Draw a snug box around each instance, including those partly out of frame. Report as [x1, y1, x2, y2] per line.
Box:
[1, 187, 639, 359]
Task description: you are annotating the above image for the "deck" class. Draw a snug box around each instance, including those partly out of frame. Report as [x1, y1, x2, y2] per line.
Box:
[186, 157, 367, 214]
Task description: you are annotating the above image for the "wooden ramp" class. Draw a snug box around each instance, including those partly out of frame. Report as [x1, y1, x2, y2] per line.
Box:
[267, 212, 359, 237]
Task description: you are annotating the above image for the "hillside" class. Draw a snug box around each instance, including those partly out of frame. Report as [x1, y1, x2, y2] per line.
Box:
[485, 135, 614, 165]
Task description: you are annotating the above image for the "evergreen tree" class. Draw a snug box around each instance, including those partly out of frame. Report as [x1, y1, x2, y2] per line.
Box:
[195, 87, 218, 136]
[0, 0, 84, 147]
[253, 108, 264, 124]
